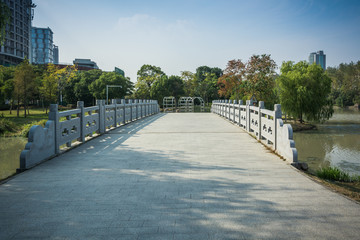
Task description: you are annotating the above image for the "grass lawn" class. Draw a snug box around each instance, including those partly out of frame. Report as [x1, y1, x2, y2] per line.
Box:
[1, 108, 49, 124]
[0, 107, 49, 137]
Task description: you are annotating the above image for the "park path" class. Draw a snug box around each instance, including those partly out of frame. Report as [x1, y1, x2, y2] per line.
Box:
[1, 113, 360, 240]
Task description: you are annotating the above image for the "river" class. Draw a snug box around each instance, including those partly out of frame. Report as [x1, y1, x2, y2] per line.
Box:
[293, 108, 360, 175]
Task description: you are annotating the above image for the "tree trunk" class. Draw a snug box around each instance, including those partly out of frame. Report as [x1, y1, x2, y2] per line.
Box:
[24, 103, 27, 118]
[17, 97, 20, 117]
[9, 101, 13, 115]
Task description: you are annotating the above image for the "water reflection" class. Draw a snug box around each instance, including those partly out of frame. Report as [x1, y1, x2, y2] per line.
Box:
[294, 109, 360, 175]
[0, 137, 27, 180]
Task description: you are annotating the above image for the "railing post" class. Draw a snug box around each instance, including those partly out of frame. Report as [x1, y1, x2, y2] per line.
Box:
[48, 104, 59, 154]
[145, 100, 148, 116]
[274, 104, 282, 150]
[258, 101, 265, 140]
[246, 100, 251, 132]
[112, 99, 117, 127]
[135, 99, 139, 120]
[121, 99, 126, 124]
[229, 100, 231, 119]
[130, 99, 133, 122]
[238, 100, 243, 125]
[97, 100, 105, 134]
[77, 101, 85, 143]
[233, 100, 237, 122]
[149, 100, 152, 115]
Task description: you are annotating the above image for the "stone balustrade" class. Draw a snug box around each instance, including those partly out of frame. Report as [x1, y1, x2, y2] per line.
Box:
[211, 99, 298, 163]
[19, 99, 160, 171]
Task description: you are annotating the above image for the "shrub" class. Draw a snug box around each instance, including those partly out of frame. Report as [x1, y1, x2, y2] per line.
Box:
[20, 119, 48, 137]
[0, 117, 18, 134]
[316, 166, 358, 182]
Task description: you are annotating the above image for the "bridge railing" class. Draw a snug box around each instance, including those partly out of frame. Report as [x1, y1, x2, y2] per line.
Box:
[211, 100, 297, 163]
[19, 99, 160, 171]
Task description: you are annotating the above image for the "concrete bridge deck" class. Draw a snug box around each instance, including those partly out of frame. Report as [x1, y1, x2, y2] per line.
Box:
[1, 113, 360, 239]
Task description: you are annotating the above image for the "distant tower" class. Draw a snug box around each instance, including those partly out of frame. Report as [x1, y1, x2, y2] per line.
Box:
[53, 45, 59, 64]
[309, 50, 326, 70]
[31, 27, 54, 64]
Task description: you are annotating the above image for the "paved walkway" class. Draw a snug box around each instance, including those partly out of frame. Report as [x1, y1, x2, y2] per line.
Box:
[1, 113, 360, 240]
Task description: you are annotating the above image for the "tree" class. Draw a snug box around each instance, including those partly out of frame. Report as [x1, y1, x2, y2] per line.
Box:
[150, 75, 184, 105]
[73, 69, 102, 106]
[181, 71, 196, 96]
[89, 72, 133, 101]
[218, 59, 246, 100]
[13, 59, 36, 117]
[55, 65, 77, 105]
[135, 64, 165, 99]
[0, 65, 15, 111]
[245, 54, 277, 104]
[277, 61, 333, 123]
[0, 1, 10, 44]
[194, 66, 222, 102]
[326, 61, 360, 107]
[40, 64, 58, 113]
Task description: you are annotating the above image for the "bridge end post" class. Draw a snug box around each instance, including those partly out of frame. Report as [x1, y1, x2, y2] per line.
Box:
[274, 104, 282, 151]
[246, 100, 253, 132]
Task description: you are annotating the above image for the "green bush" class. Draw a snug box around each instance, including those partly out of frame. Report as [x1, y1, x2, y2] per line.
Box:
[0, 117, 18, 134]
[19, 119, 48, 137]
[316, 166, 359, 182]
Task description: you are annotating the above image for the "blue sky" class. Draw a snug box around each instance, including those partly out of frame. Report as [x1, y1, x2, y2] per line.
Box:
[32, 0, 360, 81]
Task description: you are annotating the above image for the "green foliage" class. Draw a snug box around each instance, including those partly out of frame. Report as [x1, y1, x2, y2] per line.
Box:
[73, 69, 102, 106]
[13, 59, 36, 117]
[217, 55, 277, 105]
[218, 59, 246, 100]
[244, 54, 277, 104]
[181, 71, 196, 96]
[326, 61, 360, 107]
[135, 65, 165, 99]
[40, 64, 58, 109]
[150, 75, 184, 105]
[0, 116, 17, 134]
[194, 66, 223, 102]
[277, 61, 333, 123]
[19, 119, 47, 138]
[89, 72, 133, 101]
[0, 1, 11, 44]
[316, 166, 360, 182]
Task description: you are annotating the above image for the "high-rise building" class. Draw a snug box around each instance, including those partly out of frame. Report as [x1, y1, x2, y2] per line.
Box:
[31, 27, 54, 64]
[53, 45, 59, 64]
[114, 67, 125, 77]
[73, 58, 99, 69]
[0, 0, 35, 66]
[309, 50, 326, 70]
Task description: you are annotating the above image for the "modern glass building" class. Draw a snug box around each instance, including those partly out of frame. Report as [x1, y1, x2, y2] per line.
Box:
[31, 27, 54, 64]
[309, 50, 326, 70]
[53, 44, 59, 64]
[0, 0, 35, 66]
[73, 58, 99, 69]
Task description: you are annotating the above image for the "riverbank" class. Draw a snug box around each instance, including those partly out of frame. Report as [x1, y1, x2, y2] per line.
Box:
[303, 172, 360, 203]
[288, 121, 317, 132]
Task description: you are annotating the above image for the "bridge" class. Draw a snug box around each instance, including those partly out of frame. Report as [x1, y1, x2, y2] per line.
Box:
[1, 99, 360, 239]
